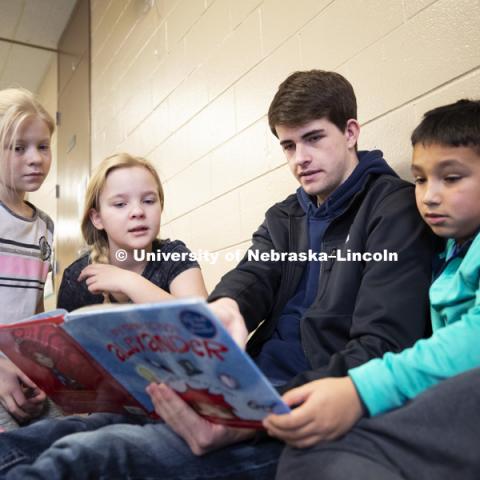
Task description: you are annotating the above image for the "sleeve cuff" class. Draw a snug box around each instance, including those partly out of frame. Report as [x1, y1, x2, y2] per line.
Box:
[349, 356, 407, 417]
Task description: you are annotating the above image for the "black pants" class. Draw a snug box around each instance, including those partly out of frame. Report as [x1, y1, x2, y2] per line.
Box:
[277, 368, 480, 480]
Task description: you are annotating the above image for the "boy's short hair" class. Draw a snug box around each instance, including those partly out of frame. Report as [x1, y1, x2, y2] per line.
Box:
[411, 99, 480, 153]
[267, 70, 357, 137]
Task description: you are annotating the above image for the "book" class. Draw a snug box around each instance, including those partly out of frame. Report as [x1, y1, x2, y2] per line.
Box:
[0, 299, 290, 428]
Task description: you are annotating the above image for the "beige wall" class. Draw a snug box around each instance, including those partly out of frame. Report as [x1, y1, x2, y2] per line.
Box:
[29, 57, 58, 225]
[29, 57, 58, 309]
[90, 0, 480, 291]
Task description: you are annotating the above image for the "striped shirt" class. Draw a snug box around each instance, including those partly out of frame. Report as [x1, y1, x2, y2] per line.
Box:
[0, 201, 54, 324]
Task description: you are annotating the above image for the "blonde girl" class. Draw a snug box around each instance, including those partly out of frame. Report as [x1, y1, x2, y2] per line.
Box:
[57, 153, 207, 311]
[0, 88, 55, 426]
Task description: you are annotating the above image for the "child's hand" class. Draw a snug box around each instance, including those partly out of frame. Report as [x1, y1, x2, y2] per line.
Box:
[263, 376, 364, 448]
[0, 358, 47, 422]
[78, 264, 134, 297]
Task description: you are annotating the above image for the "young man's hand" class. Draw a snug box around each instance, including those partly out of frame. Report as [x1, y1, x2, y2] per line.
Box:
[0, 358, 47, 422]
[208, 298, 248, 349]
[263, 376, 364, 448]
[147, 383, 254, 455]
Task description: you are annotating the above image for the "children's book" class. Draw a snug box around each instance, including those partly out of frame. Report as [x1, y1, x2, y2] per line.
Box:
[0, 299, 290, 428]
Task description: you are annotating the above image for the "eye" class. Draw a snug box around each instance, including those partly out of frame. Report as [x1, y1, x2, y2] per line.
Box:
[113, 202, 126, 208]
[444, 175, 462, 184]
[14, 145, 25, 153]
[282, 143, 295, 152]
[413, 177, 426, 185]
[143, 197, 157, 205]
[39, 144, 50, 151]
[306, 134, 323, 143]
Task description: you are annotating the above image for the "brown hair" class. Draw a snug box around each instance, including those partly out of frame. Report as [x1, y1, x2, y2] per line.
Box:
[268, 70, 357, 137]
[411, 99, 480, 154]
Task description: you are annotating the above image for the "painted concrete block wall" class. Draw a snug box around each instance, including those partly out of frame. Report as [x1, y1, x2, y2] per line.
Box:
[29, 58, 58, 224]
[28, 57, 58, 309]
[90, 0, 480, 291]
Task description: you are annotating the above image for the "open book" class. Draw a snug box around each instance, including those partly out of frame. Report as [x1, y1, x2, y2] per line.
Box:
[0, 299, 290, 428]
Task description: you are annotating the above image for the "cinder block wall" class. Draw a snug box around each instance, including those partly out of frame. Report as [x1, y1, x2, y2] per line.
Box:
[90, 0, 480, 291]
[29, 58, 58, 309]
[29, 58, 58, 225]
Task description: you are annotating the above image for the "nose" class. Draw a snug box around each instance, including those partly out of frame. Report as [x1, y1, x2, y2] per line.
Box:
[293, 143, 312, 167]
[26, 147, 42, 166]
[421, 181, 441, 206]
[129, 202, 146, 218]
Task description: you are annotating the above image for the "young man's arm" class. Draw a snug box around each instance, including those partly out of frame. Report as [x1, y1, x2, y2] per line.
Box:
[208, 213, 287, 332]
[285, 184, 435, 388]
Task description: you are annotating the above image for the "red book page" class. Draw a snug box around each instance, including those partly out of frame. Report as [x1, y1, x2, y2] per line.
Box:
[0, 319, 152, 417]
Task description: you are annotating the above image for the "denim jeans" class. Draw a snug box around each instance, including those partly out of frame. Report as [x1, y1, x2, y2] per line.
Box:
[0, 412, 284, 480]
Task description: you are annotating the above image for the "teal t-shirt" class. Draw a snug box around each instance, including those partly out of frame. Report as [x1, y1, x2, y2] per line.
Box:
[349, 232, 480, 416]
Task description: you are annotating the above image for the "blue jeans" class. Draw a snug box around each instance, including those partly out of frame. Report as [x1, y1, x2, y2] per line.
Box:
[0, 413, 283, 479]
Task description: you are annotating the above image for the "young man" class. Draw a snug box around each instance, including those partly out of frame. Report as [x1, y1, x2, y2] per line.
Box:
[0, 71, 434, 479]
[271, 99, 480, 480]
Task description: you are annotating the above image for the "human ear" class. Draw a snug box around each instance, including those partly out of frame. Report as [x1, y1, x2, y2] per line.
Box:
[89, 208, 104, 230]
[345, 119, 360, 149]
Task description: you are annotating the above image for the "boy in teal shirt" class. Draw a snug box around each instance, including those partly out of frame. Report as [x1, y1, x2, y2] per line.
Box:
[267, 99, 480, 480]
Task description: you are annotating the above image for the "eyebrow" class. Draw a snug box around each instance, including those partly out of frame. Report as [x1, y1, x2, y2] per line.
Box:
[13, 139, 51, 145]
[279, 129, 326, 147]
[412, 158, 468, 171]
[107, 190, 158, 199]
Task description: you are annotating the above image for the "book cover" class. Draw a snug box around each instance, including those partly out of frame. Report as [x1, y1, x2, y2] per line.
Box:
[0, 299, 290, 428]
[0, 311, 148, 416]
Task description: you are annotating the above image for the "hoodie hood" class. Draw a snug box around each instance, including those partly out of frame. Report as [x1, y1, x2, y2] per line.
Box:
[297, 150, 397, 219]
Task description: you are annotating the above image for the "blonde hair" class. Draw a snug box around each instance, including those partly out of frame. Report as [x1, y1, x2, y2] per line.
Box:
[81, 153, 165, 264]
[0, 88, 55, 185]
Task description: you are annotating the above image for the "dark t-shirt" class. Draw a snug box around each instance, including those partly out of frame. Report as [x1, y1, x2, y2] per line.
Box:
[57, 239, 199, 312]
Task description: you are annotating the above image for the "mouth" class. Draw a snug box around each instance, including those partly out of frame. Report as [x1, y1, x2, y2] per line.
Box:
[299, 169, 323, 180]
[424, 213, 448, 225]
[128, 226, 149, 234]
[24, 173, 44, 179]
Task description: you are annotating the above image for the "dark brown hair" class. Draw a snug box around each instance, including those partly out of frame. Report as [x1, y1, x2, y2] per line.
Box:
[411, 99, 480, 153]
[268, 70, 357, 137]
